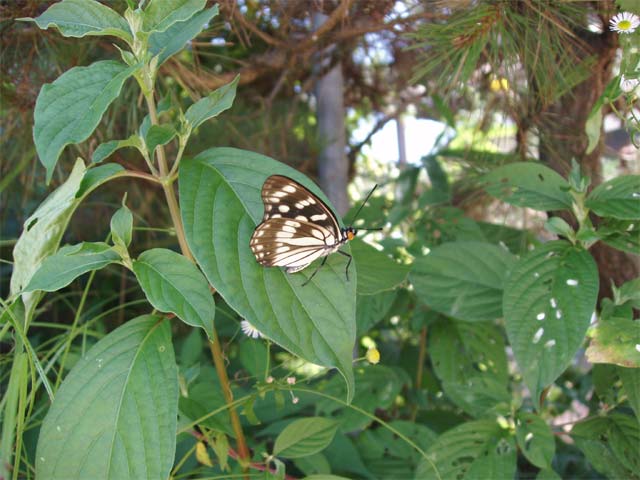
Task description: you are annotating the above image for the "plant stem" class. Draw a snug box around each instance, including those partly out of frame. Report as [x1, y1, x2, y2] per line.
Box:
[143, 90, 249, 471]
[411, 325, 428, 421]
[143, 93, 193, 262]
[208, 334, 251, 466]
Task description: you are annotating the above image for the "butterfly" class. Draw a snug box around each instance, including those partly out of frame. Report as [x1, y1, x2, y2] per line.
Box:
[250, 175, 380, 286]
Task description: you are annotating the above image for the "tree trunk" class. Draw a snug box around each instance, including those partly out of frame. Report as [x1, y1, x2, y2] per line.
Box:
[313, 12, 349, 216]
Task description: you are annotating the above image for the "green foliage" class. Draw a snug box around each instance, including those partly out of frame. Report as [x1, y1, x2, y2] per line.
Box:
[2, 1, 638, 480]
[36, 316, 178, 479]
[179, 148, 356, 401]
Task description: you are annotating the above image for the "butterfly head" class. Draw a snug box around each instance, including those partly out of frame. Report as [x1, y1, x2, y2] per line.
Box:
[344, 226, 357, 241]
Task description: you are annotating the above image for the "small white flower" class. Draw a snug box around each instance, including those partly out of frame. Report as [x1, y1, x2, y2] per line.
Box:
[610, 12, 640, 34]
[620, 75, 640, 93]
[266, 376, 274, 384]
[240, 320, 262, 339]
[292, 396, 300, 404]
[286, 376, 296, 385]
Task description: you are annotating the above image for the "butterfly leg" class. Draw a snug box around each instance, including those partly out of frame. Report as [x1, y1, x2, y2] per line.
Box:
[337, 250, 352, 281]
[301, 256, 328, 287]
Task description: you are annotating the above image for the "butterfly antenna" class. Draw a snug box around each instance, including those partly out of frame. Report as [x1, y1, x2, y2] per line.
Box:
[347, 184, 378, 227]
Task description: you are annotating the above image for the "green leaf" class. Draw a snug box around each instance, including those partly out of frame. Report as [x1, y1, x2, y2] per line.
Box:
[149, 6, 219, 65]
[273, 417, 338, 459]
[415, 419, 516, 480]
[423, 155, 450, 199]
[585, 105, 603, 154]
[10, 161, 124, 318]
[303, 475, 351, 480]
[143, 0, 206, 33]
[503, 241, 599, 403]
[24, 242, 120, 293]
[410, 241, 516, 322]
[586, 175, 640, 220]
[544, 217, 574, 238]
[22, 0, 132, 43]
[617, 278, 640, 308]
[356, 420, 436, 479]
[92, 135, 143, 164]
[350, 239, 408, 294]
[598, 219, 640, 254]
[146, 124, 176, 155]
[179, 147, 356, 402]
[483, 163, 572, 211]
[239, 338, 268, 379]
[35, 316, 178, 479]
[586, 317, 640, 368]
[324, 435, 373, 479]
[356, 290, 395, 335]
[515, 412, 555, 469]
[185, 75, 240, 130]
[33, 60, 138, 182]
[78, 163, 125, 196]
[618, 367, 640, 419]
[294, 453, 331, 476]
[110, 201, 133, 249]
[430, 319, 510, 417]
[572, 413, 640, 479]
[133, 248, 215, 340]
[536, 468, 562, 480]
[317, 365, 403, 432]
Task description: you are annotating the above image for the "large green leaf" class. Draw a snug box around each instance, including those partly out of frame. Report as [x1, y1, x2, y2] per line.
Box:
[503, 241, 598, 403]
[179, 147, 356, 401]
[410, 241, 516, 322]
[515, 412, 555, 469]
[22, 0, 132, 43]
[586, 175, 640, 220]
[273, 418, 338, 459]
[430, 319, 510, 417]
[143, 0, 206, 33]
[36, 316, 178, 479]
[149, 6, 219, 65]
[133, 248, 215, 340]
[33, 60, 138, 182]
[185, 75, 240, 130]
[483, 162, 572, 211]
[350, 239, 409, 294]
[572, 413, 640, 479]
[10, 161, 124, 318]
[415, 419, 516, 480]
[25, 242, 120, 293]
[586, 316, 640, 368]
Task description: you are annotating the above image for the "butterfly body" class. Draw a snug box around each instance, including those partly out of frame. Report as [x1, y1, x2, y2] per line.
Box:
[250, 175, 358, 283]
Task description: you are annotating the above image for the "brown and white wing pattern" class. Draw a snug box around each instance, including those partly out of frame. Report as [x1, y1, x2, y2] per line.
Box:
[250, 175, 345, 273]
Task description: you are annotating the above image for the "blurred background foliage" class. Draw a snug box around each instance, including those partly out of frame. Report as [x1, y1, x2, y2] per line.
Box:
[1, 0, 638, 479]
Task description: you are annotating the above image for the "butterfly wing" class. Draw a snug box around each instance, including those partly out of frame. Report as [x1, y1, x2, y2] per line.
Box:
[250, 175, 344, 272]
